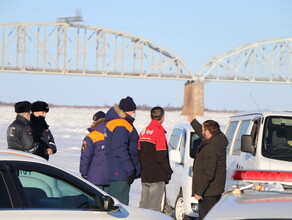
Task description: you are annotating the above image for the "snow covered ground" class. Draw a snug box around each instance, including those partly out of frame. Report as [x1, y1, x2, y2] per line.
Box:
[0, 105, 232, 207]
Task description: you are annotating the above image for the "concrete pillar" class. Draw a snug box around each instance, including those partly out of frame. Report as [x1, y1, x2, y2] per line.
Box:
[181, 80, 204, 116]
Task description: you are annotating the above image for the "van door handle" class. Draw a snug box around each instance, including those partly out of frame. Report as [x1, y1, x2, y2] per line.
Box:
[236, 163, 241, 169]
[188, 166, 193, 177]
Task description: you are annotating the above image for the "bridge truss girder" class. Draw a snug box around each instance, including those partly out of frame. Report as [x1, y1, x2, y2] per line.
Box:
[0, 22, 194, 80]
[197, 38, 292, 83]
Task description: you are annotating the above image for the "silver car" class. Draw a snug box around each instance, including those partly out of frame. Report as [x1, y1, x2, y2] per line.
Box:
[205, 170, 292, 220]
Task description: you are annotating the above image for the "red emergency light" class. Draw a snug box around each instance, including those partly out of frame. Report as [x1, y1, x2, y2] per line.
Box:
[232, 170, 292, 182]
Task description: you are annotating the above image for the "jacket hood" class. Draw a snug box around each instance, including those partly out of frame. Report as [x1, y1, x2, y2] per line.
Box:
[88, 118, 105, 132]
[94, 121, 106, 133]
[105, 104, 135, 124]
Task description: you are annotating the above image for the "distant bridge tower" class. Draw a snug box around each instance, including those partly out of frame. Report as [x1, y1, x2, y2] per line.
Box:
[182, 80, 204, 116]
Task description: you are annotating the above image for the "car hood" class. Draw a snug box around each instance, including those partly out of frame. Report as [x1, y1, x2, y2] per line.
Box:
[19, 206, 171, 220]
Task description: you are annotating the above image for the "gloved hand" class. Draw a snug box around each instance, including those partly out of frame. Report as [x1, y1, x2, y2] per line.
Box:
[82, 175, 87, 180]
[128, 174, 136, 185]
[165, 173, 172, 184]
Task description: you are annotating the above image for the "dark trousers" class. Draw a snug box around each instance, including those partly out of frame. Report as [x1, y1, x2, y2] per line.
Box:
[107, 180, 130, 205]
[198, 195, 221, 220]
[95, 185, 109, 193]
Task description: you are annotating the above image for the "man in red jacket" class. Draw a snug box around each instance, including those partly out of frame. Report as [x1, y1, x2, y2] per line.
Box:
[138, 106, 173, 212]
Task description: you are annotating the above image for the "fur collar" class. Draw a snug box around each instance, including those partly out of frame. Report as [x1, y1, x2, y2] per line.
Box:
[113, 104, 127, 118]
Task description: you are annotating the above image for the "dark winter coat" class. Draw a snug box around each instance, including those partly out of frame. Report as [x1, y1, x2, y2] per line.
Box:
[79, 121, 109, 186]
[138, 119, 173, 183]
[104, 105, 141, 181]
[30, 115, 57, 160]
[191, 119, 228, 197]
[7, 115, 36, 152]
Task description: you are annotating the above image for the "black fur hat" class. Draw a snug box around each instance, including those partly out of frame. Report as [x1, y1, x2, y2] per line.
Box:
[14, 101, 31, 113]
[31, 101, 49, 113]
[92, 111, 105, 121]
[119, 96, 136, 112]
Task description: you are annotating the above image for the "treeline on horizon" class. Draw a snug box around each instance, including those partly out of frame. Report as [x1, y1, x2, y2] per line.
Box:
[0, 101, 239, 113]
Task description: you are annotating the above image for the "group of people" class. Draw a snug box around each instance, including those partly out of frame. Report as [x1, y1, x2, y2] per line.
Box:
[7, 97, 228, 219]
[79, 96, 173, 210]
[7, 100, 57, 160]
[79, 96, 228, 219]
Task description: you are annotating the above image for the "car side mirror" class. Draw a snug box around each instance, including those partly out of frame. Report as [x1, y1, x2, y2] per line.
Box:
[103, 196, 121, 213]
[170, 149, 182, 164]
[241, 135, 255, 155]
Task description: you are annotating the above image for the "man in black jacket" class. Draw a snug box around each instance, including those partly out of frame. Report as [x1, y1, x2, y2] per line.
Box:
[30, 101, 57, 160]
[7, 101, 37, 153]
[188, 115, 228, 220]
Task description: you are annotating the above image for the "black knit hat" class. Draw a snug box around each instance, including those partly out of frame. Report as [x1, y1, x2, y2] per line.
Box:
[14, 101, 31, 113]
[31, 101, 49, 113]
[93, 111, 105, 121]
[119, 96, 136, 112]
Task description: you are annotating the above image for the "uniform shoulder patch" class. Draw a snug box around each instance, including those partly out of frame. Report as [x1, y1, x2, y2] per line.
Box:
[81, 141, 87, 152]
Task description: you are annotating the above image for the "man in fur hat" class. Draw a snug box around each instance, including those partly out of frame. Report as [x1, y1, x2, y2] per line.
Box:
[30, 101, 57, 160]
[104, 96, 141, 205]
[79, 111, 109, 191]
[7, 101, 38, 153]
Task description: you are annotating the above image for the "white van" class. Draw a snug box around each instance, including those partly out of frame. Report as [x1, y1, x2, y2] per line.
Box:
[225, 110, 292, 189]
[165, 123, 201, 220]
[165, 110, 292, 220]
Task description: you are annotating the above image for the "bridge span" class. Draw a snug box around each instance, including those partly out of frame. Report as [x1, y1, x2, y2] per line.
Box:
[1, 23, 292, 114]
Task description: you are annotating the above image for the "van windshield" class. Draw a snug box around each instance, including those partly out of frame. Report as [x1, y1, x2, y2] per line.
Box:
[262, 116, 292, 161]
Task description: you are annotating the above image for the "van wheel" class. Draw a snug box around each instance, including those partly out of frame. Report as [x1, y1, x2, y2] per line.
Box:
[174, 191, 184, 220]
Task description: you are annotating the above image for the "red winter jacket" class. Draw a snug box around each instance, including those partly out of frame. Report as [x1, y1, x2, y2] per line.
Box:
[138, 120, 173, 183]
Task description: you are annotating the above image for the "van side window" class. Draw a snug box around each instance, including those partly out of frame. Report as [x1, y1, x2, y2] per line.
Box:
[250, 120, 259, 147]
[225, 121, 239, 153]
[190, 132, 201, 158]
[169, 128, 186, 161]
[233, 120, 251, 155]
[169, 128, 184, 151]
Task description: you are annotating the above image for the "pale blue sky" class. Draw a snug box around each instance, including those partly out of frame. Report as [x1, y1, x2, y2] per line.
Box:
[0, 0, 292, 111]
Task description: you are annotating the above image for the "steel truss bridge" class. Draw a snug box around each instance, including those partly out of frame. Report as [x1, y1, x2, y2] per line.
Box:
[0, 22, 292, 84]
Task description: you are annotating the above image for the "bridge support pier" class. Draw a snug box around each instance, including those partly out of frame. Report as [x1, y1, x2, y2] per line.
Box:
[181, 80, 204, 116]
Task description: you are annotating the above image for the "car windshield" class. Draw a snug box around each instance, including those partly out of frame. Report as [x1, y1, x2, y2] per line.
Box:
[262, 116, 292, 161]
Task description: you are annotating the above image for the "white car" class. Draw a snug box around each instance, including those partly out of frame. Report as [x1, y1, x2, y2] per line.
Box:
[205, 170, 292, 220]
[0, 149, 171, 220]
